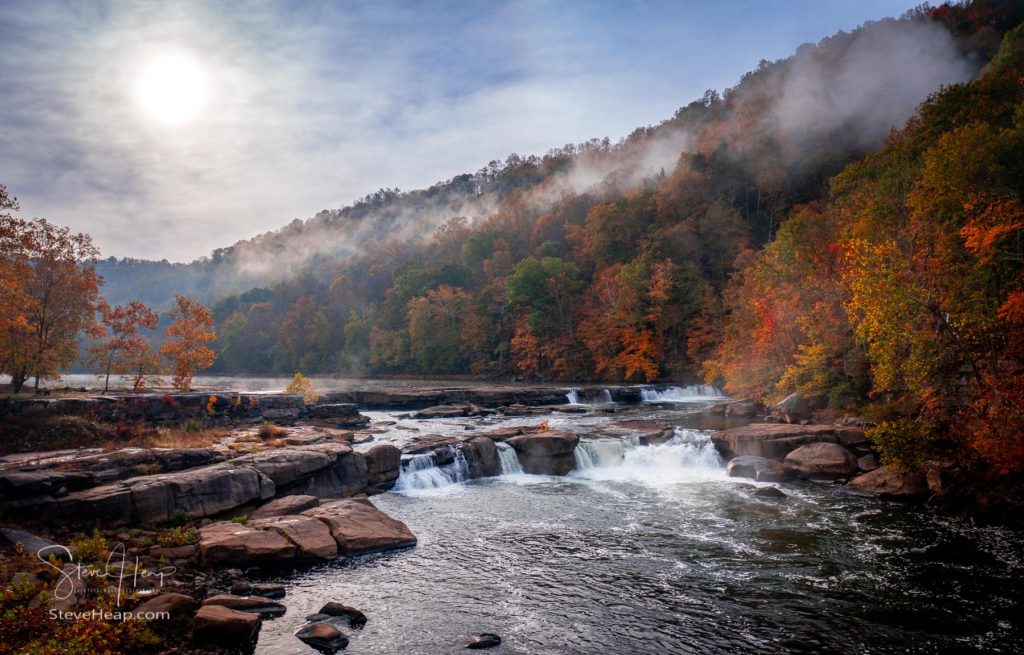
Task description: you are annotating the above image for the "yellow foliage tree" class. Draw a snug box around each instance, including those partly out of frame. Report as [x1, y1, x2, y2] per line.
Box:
[286, 372, 319, 403]
[159, 295, 216, 392]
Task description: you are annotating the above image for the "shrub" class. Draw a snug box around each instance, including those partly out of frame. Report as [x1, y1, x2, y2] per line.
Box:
[155, 526, 197, 547]
[286, 372, 320, 403]
[258, 422, 288, 440]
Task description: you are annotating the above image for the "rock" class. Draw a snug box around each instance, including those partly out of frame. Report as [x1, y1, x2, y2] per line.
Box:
[250, 515, 338, 561]
[303, 499, 417, 555]
[133, 592, 199, 625]
[296, 621, 349, 652]
[318, 601, 368, 627]
[250, 494, 321, 519]
[752, 486, 787, 499]
[711, 423, 866, 460]
[638, 428, 676, 446]
[769, 393, 812, 424]
[465, 633, 502, 649]
[0, 469, 95, 500]
[231, 449, 335, 488]
[362, 444, 401, 493]
[857, 454, 880, 473]
[191, 604, 261, 647]
[202, 594, 287, 617]
[125, 463, 275, 524]
[198, 521, 296, 565]
[784, 443, 859, 480]
[411, 404, 472, 419]
[282, 448, 368, 499]
[0, 528, 61, 557]
[53, 485, 134, 526]
[724, 398, 764, 418]
[150, 544, 196, 560]
[847, 466, 928, 497]
[463, 437, 501, 478]
[506, 431, 580, 475]
[726, 456, 791, 482]
[402, 435, 461, 456]
[230, 582, 286, 599]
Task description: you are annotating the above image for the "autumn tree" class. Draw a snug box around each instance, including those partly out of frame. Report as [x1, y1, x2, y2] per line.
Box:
[160, 295, 217, 391]
[0, 203, 102, 393]
[87, 300, 160, 392]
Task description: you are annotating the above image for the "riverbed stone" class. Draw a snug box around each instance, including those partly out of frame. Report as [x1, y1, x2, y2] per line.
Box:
[296, 621, 349, 652]
[198, 521, 296, 565]
[250, 515, 338, 561]
[752, 486, 787, 499]
[506, 431, 580, 475]
[847, 466, 928, 497]
[302, 498, 416, 555]
[712, 423, 866, 460]
[465, 633, 503, 649]
[202, 594, 287, 617]
[726, 455, 791, 482]
[191, 604, 262, 646]
[362, 444, 401, 493]
[784, 443, 859, 479]
[318, 601, 367, 627]
[250, 494, 321, 519]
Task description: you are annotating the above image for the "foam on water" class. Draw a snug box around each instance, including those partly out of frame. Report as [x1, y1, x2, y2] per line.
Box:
[572, 429, 725, 485]
[640, 385, 724, 402]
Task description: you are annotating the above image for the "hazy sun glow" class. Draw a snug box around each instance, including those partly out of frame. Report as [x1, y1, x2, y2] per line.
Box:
[134, 51, 209, 125]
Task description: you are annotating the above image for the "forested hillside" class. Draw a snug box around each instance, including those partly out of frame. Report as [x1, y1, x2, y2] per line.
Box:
[194, 2, 1015, 380]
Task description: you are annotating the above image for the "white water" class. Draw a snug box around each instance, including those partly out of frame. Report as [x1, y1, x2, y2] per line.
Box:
[566, 389, 580, 405]
[639, 385, 724, 402]
[393, 446, 470, 493]
[496, 442, 523, 475]
[565, 388, 613, 405]
[571, 429, 725, 484]
[573, 439, 630, 469]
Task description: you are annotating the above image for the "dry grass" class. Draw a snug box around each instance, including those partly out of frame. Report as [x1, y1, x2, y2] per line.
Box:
[0, 414, 231, 454]
[257, 423, 290, 440]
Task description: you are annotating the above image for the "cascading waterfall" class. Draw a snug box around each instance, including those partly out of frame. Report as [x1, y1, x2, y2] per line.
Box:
[640, 385, 724, 402]
[566, 389, 581, 405]
[394, 445, 470, 492]
[496, 442, 523, 475]
[599, 388, 613, 404]
[565, 388, 614, 405]
[572, 429, 724, 483]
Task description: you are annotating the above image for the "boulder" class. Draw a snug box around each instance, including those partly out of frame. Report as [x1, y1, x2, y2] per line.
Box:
[296, 621, 349, 652]
[769, 393, 812, 424]
[725, 398, 764, 418]
[463, 437, 501, 478]
[318, 601, 367, 627]
[638, 428, 676, 446]
[202, 594, 286, 617]
[250, 515, 338, 560]
[229, 582, 286, 599]
[466, 633, 503, 649]
[726, 456, 790, 482]
[133, 592, 199, 625]
[857, 454, 880, 473]
[231, 449, 335, 488]
[505, 431, 580, 475]
[250, 494, 321, 519]
[752, 486, 787, 499]
[847, 466, 928, 497]
[411, 404, 472, 419]
[125, 463, 275, 524]
[711, 424, 866, 460]
[784, 443, 859, 479]
[281, 449, 368, 499]
[303, 499, 416, 555]
[0, 527, 60, 557]
[362, 444, 401, 493]
[198, 521, 296, 565]
[191, 604, 261, 646]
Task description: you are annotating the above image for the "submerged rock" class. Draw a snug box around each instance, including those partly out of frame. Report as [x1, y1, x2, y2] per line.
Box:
[318, 601, 367, 627]
[202, 594, 287, 618]
[752, 486, 787, 499]
[296, 621, 350, 652]
[465, 633, 502, 649]
[784, 443, 859, 480]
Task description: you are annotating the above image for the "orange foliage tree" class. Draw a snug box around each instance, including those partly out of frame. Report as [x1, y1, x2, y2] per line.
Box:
[160, 295, 217, 391]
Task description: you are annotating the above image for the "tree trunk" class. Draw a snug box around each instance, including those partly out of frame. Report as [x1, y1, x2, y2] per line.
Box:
[10, 368, 27, 394]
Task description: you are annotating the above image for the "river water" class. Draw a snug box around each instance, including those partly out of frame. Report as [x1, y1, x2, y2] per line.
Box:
[243, 390, 1024, 654]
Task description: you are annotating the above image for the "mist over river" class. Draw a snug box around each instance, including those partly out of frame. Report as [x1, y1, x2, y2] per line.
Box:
[244, 395, 1024, 654]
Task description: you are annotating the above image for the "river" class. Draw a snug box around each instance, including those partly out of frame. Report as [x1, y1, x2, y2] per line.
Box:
[248, 390, 1024, 654]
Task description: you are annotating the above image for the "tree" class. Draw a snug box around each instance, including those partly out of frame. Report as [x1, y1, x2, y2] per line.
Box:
[160, 296, 217, 391]
[87, 300, 160, 392]
[0, 204, 102, 393]
[286, 372, 319, 403]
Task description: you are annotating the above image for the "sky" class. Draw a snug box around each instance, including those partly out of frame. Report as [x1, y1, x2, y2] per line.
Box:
[0, 0, 919, 263]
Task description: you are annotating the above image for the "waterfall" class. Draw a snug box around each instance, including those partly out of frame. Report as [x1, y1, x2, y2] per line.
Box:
[496, 442, 523, 474]
[571, 430, 725, 483]
[599, 388, 613, 404]
[566, 388, 581, 405]
[565, 388, 614, 405]
[394, 445, 470, 492]
[639, 385, 724, 403]
[573, 439, 629, 469]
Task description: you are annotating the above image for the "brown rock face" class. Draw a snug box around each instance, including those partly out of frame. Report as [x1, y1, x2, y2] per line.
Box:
[847, 466, 928, 497]
[784, 443, 859, 479]
[250, 515, 339, 560]
[362, 444, 402, 493]
[711, 424, 866, 460]
[191, 604, 262, 646]
[198, 521, 296, 565]
[302, 498, 416, 555]
[505, 431, 580, 475]
[250, 494, 321, 519]
[133, 592, 199, 624]
[769, 393, 812, 424]
[463, 437, 501, 478]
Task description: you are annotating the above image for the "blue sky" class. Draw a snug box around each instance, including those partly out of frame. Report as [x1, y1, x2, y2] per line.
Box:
[0, 0, 917, 262]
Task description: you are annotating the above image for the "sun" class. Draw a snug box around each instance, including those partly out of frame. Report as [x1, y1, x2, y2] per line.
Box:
[134, 51, 209, 126]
